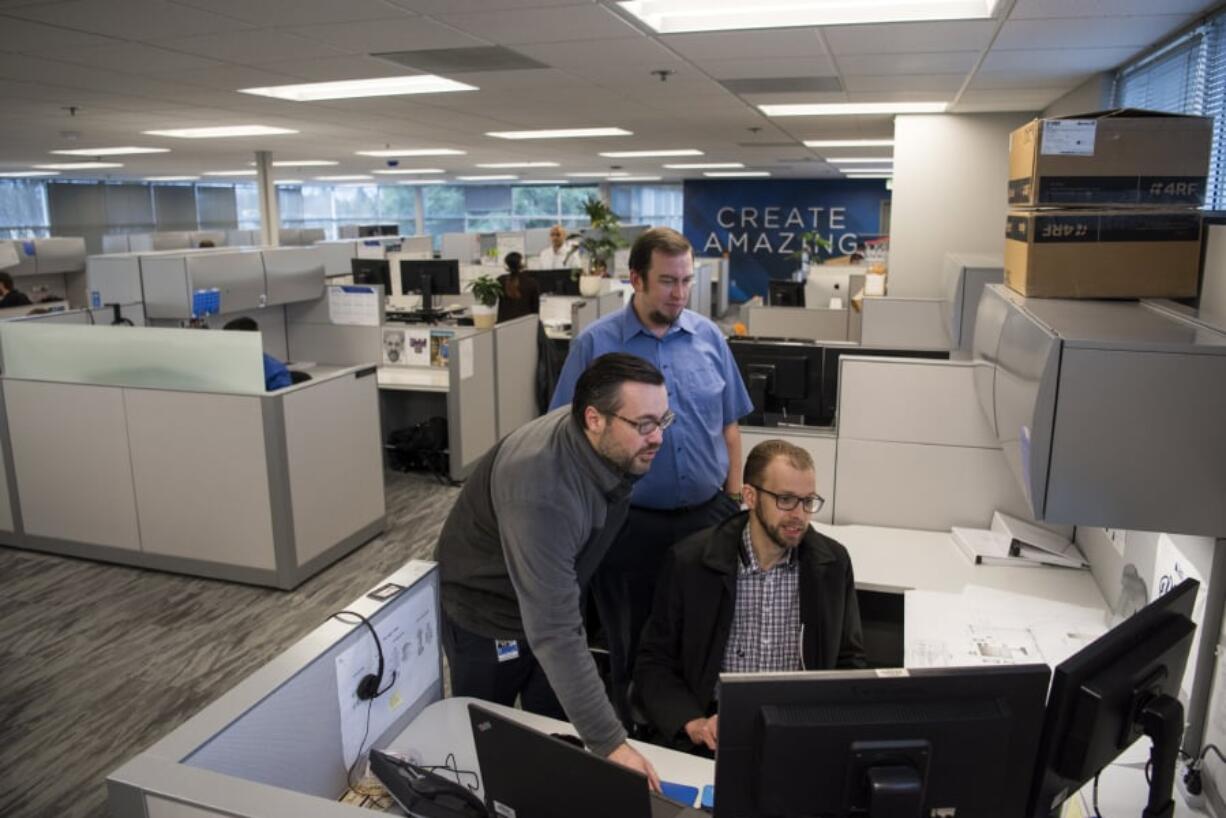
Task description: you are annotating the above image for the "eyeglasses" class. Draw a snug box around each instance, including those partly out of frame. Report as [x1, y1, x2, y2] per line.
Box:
[608, 409, 676, 436]
[748, 484, 825, 514]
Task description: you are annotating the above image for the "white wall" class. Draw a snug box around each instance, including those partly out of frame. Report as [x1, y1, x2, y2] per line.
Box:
[1201, 223, 1226, 327]
[1041, 72, 1113, 118]
[888, 112, 1034, 297]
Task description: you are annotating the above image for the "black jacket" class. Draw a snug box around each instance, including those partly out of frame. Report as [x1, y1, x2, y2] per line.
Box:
[633, 512, 867, 743]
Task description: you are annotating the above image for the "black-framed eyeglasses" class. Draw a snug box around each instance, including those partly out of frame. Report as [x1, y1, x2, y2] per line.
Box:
[608, 409, 676, 436]
[748, 484, 825, 513]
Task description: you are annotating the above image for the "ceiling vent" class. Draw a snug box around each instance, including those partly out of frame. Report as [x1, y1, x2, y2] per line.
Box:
[719, 76, 843, 95]
[372, 46, 549, 74]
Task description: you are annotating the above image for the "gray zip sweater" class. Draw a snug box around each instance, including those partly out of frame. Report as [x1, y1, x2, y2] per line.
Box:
[435, 406, 632, 756]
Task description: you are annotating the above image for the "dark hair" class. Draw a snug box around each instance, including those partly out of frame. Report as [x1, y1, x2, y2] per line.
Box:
[628, 227, 691, 281]
[197, 239, 216, 248]
[571, 353, 664, 428]
[744, 439, 815, 486]
[223, 317, 259, 331]
[504, 251, 524, 299]
[0, 272, 13, 291]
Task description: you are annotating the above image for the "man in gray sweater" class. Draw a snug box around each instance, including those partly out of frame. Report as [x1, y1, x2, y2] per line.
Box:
[435, 352, 669, 788]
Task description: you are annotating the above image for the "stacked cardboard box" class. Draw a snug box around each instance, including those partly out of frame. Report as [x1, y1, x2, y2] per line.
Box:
[1004, 109, 1211, 299]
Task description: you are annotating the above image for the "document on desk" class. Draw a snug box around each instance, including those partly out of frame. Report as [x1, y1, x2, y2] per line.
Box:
[334, 585, 440, 769]
[904, 586, 1107, 670]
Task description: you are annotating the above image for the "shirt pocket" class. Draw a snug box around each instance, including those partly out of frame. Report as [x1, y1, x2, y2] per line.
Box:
[677, 361, 726, 428]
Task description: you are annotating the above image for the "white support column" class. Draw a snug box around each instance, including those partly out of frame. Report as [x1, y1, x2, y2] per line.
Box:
[255, 150, 279, 246]
[414, 186, 425, 236]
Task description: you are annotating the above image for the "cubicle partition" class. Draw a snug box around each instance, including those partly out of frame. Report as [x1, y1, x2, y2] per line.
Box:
[107, 561, 442, 818]
[746, 304, 850, 341]
[0, 323, 385, 589]
[493, 314, 541, 437]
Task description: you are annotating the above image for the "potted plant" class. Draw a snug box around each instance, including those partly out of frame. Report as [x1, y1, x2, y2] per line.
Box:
[792, 230, 832, 277]
[566, 196, 628, 295]
[468, 274, 502, 330]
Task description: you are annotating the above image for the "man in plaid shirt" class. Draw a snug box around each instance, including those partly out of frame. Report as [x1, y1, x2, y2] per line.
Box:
[634, 439, 867, 753]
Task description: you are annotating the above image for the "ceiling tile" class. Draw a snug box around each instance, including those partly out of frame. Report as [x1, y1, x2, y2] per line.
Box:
[954, 88, 1065, 111]
[993, 16, 1192, 51]
[695, 56, 838, 81]
[823, 20, 997, 55]
[388, 0, 581, 11]
[0, 17, 121, 53]
[170, 0, 413, 27]
[288, 17, 485, 54]
[842, 74, 967, 93]
[836, 51, 980, 76]
[39, 42, 223, 75]
[435, 4, 639, 45]
[980, 46, 1136, 73]
[660, 29, 826, 61]
[969, 71, 1084, 90]
[258, 55, 422, 82]
[159, 30, 348, 64]
[6, 0, 257, 41]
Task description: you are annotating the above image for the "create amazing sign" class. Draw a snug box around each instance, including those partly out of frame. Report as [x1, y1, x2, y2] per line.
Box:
[683, 179, 889, 298]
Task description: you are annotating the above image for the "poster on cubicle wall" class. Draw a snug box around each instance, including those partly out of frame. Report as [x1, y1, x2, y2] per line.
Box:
[682, 178, 889, 300]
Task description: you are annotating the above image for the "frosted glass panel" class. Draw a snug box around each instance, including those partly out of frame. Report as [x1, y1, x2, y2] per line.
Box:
[0, 323, 265, 394]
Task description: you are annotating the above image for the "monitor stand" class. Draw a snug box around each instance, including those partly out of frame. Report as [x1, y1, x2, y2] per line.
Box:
[1138, 693, 1183, 818]
[852, 740, 930, 818]
[414, 276, 443, 324]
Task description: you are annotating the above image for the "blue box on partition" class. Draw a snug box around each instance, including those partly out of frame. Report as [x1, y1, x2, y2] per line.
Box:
[192, 288, 221, 317]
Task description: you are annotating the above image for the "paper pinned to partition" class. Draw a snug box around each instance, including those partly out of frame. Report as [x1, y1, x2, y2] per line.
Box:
[335, 585, 439, 769]
[328, 285, 380, 327]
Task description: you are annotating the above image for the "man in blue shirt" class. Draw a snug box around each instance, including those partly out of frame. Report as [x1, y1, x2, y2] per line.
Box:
[223, 316, 294, 391]
[550, 226, 753, 724]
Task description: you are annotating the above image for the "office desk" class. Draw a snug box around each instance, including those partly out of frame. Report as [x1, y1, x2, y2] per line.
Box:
[377, 365, 450, 392]
[391, 697, 713, 800]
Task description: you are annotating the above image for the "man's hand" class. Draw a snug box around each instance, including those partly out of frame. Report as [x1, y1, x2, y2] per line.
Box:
[607, 742, 662, 792]
[684, 714, 719, 751]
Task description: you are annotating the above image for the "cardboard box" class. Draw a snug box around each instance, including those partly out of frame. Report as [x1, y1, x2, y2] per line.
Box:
[1004, 209, 1201, 299]
[1008, 109, 1211, 208]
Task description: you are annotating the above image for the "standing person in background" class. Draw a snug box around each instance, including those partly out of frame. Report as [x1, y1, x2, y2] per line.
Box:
[497, 251, 540, 323]
[549, 226, 754, 725]
[537, 224, 578, 269]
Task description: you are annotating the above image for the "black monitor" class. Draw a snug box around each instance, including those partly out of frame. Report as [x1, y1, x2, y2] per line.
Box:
[729, 338, 823, 427]
[820, 346, 950, 426]
[716, 664, 1051, 818]
[534, 267, 580, 296]
[768, 279, 805, 307]
[1027, 578, 1199, 818]
[400, 259, 461, 310]
[358, 224, 398, 237]
[350, 258, 390, 293]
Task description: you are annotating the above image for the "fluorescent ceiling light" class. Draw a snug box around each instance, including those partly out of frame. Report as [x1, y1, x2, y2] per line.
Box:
[612, 176, 664, 182]
[316, 175, 373, 181]
[619, 0, 1000, 33]
[475, 162, 560, 169]
[275, 179, 303, 185]
[356, 148, 465, 157]
[846, 174, 894, 179]
[704, 171, 770, 177]
[239, 75, 477, 102]
[517, 180, 569, 185]
[51, 146, 169, 156]
[397, 179, 448, 185]
[599, 149, 702, 158]
[143, 125, 298, 139]
[804, 139, 894, 148]
[146, 176, 199, 182]
[33, 162, 123, 170]
[565, 172, 629, 178]
[244, 160, 337, 168]
[663, 162, 743, 169]
[457, 174, 518, 181]
[827, 157, 893, 164]
[0, 171, 59, 177]
[202, 170, 257, 177]
[486, 128, 632, 140]
[371, 168, 446, 175]
[762, 102, 947, 117]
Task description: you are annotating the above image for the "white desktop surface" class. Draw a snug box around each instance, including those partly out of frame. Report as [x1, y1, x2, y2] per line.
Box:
[377, 366, 449, 392]
[390, 697, 713, 800]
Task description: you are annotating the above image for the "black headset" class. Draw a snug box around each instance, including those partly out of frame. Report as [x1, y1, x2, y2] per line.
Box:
[332, 610, 398, 701]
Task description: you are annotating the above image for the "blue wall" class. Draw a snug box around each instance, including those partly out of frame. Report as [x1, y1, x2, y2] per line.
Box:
[683, 179, 889, 299]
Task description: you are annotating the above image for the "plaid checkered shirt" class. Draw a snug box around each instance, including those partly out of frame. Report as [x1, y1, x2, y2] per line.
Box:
[721, 522, 802, 674]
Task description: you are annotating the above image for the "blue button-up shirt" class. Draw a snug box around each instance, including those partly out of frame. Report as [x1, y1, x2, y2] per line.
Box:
[264, 353, 293, 391]
[549, 299, 753, 509]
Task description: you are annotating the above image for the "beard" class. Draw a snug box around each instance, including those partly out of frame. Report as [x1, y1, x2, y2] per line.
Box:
[754, 502, 806, 551]
[596, 428, 661, 476]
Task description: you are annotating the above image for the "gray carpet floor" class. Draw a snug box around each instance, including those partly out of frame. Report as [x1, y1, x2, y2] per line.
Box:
[0, 469, 461, 818]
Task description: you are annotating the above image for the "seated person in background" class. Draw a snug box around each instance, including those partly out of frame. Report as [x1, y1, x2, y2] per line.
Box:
[633, 439, 866, 754]
[0, 272, 32, 308]
[197, 239, 216, 248]
[497, 251, 540, 323]
[222, 316, 293, 391]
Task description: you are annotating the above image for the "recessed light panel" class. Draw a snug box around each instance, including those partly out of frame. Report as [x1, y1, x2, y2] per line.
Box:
[804, 139, 895, 148]
[486, 128, 632, 140]
[356, 148, 466, 157]
[475, 162, 560, 169]
[619, 0, 999, 33]
[599, 149, 703, 158]
[663, 162, 743, 169]
[239, 75, 477, 101]
[51, 147, 169, 156]
[143, 125, 298, 138]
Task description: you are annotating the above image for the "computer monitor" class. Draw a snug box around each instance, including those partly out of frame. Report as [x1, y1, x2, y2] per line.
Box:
[819, 346, 950, 426]
[716, 664, 1051, 818]
[359, 224, 399, 237]
[728, 338, 824, 427]
[350, 258, 390, 293]
[400, 259, 461, 309]
[767, 279, 805, 307]
[534, 268, 580, 296]
[1027, 578, 1199, 818]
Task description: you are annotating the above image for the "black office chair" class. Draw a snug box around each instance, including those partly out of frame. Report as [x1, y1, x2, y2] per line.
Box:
[289, 370, 312, 385]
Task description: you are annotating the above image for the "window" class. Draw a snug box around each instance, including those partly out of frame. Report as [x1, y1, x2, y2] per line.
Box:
[0, 179, 51, 239]
[234, 184, 261, 230]
[1114, 16, 1226, 207]
[609, 183, 683, 230]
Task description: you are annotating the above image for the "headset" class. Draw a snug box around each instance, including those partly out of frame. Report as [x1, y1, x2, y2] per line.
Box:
[332, 610, 398, 701]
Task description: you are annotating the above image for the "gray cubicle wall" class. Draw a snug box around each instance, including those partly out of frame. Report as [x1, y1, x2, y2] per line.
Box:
[859, 297, 952, 350]
[286, 285, 384, 366]
[448, 330, 498, 480]
[746, 305, 849, 341]
[108, 563, 442, 818]
[494, 314, 541, 436]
